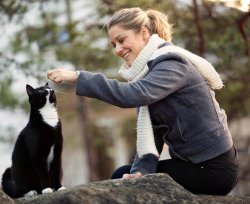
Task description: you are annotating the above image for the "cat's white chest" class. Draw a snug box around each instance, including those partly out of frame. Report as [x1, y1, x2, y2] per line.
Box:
[39, 98, 59, 127]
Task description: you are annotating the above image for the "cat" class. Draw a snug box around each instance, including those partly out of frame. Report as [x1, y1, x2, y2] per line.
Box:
[1, 83, 65, 198]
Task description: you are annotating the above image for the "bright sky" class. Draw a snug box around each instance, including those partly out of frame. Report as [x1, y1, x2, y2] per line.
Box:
[207, 0, 250, 12]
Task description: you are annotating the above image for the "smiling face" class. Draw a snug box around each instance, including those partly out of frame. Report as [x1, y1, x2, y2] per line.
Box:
[108, 25, 150, 67]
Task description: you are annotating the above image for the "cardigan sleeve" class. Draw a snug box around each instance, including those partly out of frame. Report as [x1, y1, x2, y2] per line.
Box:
[130, 153, 159, 175]
[76, 58, 188, 108]
[130, 133, 164, 175]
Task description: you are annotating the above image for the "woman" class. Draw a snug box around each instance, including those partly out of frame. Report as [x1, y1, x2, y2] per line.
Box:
[47, 7, 239, 195]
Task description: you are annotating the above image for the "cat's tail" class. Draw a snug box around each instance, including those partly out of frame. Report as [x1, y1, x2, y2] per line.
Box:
[1, 167, 15, 198]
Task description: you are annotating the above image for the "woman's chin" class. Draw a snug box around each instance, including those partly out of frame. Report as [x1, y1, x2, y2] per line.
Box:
[126, 60, 133, 67]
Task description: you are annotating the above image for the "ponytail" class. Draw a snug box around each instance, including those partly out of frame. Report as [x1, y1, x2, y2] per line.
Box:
[146, 10, 173, 42]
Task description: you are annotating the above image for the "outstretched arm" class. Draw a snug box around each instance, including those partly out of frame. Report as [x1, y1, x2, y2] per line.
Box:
[47, 69, 78, 83]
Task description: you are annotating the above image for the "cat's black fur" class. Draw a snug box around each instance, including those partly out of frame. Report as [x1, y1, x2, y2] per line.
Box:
[1, 83, 63, 198]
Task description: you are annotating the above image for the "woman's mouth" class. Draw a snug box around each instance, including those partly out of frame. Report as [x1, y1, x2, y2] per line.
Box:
[122, 51, 130, 61]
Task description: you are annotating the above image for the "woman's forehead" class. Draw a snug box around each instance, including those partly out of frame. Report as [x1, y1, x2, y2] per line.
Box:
[108, 25, 133, 41]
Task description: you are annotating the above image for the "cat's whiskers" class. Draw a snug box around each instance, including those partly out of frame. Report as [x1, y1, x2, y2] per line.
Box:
[54, 90, 68, 94]
[56, 99, 68, 102]
[49, 82, 73, 94]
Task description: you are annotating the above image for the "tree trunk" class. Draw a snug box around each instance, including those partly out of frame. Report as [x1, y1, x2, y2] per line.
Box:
[193, 0, 205, 57]
[237, 11, 250, 56]
[64, 0, 99, 182]
[77, 96, 99, 181]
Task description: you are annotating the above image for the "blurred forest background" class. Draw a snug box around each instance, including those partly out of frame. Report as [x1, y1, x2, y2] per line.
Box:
[0, 0, 250, 196]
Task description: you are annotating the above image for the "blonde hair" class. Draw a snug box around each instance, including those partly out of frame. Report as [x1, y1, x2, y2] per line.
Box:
[106, 7, 173, 42]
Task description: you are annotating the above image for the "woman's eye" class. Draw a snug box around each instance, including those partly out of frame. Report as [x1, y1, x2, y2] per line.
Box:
[118, 38, 124, 43]
[110, 43, 116, 48]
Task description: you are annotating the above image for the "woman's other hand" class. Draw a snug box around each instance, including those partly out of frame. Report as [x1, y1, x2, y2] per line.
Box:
[122, 172, 142, 179]
[47, 68, 78, 83]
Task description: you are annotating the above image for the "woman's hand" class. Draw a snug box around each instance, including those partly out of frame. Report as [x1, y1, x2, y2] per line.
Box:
[122, 172, 142, 179]
[47, 68, 78, 83]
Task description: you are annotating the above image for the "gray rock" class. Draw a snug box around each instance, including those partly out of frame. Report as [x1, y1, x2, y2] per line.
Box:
[0, 189, 14, 204]
[1, 174, 248, 204]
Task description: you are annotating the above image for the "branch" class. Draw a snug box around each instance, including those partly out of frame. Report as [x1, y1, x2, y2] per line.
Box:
[192, 0, 205, 57]
[0, 52, 47, 81]
[202, 0, 214, 19]
[236, 10, 250, 56]
[0, 52, 23, 72]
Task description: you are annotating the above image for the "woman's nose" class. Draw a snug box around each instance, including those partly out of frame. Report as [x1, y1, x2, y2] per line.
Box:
[115, 44, 122, 56]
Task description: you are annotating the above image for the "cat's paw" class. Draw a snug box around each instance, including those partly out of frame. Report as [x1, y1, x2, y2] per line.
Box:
[58, 186, 66, 191]
[42, 188, 53, 194]
[24, 190, 37, 197]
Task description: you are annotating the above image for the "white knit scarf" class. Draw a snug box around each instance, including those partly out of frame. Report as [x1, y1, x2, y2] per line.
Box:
[118, 34, 223, 158]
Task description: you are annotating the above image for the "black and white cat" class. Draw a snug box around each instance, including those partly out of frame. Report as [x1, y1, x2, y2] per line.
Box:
[1, 83, 65, 198]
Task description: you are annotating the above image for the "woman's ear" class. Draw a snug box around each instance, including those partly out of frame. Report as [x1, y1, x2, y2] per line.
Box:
[141, 26, 150, 42]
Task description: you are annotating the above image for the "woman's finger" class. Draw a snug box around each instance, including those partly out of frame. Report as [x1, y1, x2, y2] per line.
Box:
[122, 174, 130, 179]
[133, 172, 142, 178]
[54, 76, 62, 83]
[47, 69, 56, 78]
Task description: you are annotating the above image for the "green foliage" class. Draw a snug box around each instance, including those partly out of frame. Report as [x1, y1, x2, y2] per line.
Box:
[55, 29, 119, 70]
[97, 0, 175, 16]
[0, 0, 28, 22]
[0, 0, 249, 120]
[0, 78, 18, 108]
[0, 76, 30, 111]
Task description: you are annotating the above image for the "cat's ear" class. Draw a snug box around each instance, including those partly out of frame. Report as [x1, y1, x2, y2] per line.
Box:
[26, 84, 34, 96]
[45, 82, 49, 87]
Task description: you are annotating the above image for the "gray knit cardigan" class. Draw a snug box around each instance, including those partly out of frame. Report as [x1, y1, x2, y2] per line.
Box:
[76, 44, 233, 175]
